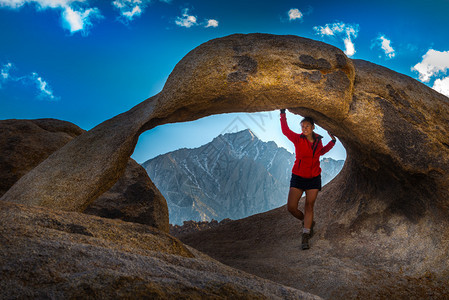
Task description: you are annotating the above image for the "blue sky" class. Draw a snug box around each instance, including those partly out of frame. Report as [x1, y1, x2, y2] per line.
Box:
[1, 0, 449, 163]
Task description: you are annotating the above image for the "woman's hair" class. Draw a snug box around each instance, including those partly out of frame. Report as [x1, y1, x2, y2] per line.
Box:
[300, 116, 315, 126]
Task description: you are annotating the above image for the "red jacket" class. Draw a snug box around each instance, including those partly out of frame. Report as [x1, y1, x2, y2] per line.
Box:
[280, 113, 335, 178]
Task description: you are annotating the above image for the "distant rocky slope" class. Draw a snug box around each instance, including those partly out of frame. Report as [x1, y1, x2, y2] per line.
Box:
[2, 33, 449, 298]
[143, 129, 343, 225]
[170, 218, 233, 236]
[320, 157, 344, 184]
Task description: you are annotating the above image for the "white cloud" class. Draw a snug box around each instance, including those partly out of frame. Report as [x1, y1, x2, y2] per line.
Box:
[314, 22, 345, 36]
[288, 8, 303, 21]
[316, 25, 334, 36]
[0, 0, 26, 8]
[0, 0, 102, 35]
[205, 19, 218, 28]
[313, 22, 359, 57]
[1, 62, 12, 81]
[412, 49, 449, 82]
[0, 62, 58, 100]
[343, 37, 355, 56]
[62, 6, 84, 32]
[433, 76, 449, 97]
[377, 35, 395, 58]
[31, 72, 57, 100]
[113, 0, 145, 21]
[62, 6, 102, 34]
[412, 49, 449, 97]
[112, 0, 171, 22]
[175, 8, 218, 29]
[0, 0, 89, 10]
[123, 5, 141, 19]
[175, 8, 197, 28]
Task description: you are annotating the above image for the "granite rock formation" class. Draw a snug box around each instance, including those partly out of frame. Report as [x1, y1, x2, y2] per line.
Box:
[0, 119, 168, 232]
[177, 205, 449, 299]
[1, 33, 449, 298]
[84, 159, 169, 232]
[0, 201, 317, 299]
[0, 119, 84, 197]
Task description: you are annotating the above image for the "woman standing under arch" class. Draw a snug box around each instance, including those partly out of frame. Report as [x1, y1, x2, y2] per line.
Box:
[280, 109, 336, 250]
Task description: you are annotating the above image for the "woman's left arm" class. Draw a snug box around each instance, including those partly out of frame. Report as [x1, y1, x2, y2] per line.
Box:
[320, 131, 337, 155]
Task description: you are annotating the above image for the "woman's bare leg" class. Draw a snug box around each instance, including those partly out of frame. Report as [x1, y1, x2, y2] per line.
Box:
[304, 189, 319, 229]
[287, 187, 304, 220]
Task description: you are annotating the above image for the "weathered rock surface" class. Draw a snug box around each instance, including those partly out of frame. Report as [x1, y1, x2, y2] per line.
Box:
[0, 119, 168, 232]
[0, 201, 319, 299]
[85, 159, 169, 232]
[1, 33, 449, 298]
[0, 119, 84, 197]
[177, 205, 449, 299]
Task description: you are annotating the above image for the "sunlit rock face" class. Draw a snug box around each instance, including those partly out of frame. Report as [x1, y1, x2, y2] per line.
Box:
[1, 33, 449, 298]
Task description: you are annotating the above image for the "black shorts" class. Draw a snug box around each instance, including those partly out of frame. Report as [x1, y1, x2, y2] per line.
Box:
[290, 173, 322, 191]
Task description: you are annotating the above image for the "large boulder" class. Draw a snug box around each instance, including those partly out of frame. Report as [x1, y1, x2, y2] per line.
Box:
[0, 119, 84, 197]
[1, 33, 449, 297]
[0, 119, 169, 232]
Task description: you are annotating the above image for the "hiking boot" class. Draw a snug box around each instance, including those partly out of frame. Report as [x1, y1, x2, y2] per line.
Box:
[301, 233, 311, 250]
[302, 221, 316, 238]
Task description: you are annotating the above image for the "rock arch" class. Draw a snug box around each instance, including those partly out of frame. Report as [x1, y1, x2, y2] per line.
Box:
[2, 34, 449, 276]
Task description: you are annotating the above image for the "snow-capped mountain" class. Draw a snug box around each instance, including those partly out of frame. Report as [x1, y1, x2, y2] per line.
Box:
[142, 129, 344, 225]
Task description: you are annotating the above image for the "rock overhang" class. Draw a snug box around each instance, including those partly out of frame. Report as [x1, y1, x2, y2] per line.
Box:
[155, 33, 355, 123]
